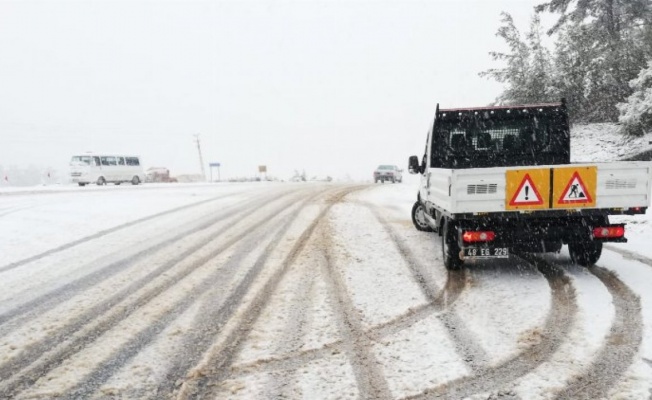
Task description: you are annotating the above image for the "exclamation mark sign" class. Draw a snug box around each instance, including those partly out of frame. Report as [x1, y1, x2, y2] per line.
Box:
[525, 186, 529, 200]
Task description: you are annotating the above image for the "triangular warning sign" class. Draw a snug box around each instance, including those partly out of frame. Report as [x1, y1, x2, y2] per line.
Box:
[509, 173, 544, 206]
[558, 172, 593, 204]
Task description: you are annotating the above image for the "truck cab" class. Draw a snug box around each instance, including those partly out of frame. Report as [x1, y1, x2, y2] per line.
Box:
[408, 101, 651, 270]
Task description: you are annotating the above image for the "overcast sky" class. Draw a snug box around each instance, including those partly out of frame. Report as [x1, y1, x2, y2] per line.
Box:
[0, 0, 551, 181]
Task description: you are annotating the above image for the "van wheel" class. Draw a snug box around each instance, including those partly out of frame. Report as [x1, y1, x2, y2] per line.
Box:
[569, 242, 602, 266]
[96, 177, 106, 186]
[442, 218, 463, 270]
[131, 176, 140, 185]
[411, 202, 433, 232]
[115, 182, 121, 185]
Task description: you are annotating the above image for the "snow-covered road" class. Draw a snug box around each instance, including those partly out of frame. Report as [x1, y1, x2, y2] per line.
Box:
[1, 182, 651, 399]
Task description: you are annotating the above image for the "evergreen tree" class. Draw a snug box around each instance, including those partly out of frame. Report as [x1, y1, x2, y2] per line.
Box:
[480, 13, 557, 105]
[617, 60, 652, 136]
[536, 0, 652, 122]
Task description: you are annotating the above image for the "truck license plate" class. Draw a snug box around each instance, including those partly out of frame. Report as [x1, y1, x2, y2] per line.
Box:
[464, 247, 509, 259]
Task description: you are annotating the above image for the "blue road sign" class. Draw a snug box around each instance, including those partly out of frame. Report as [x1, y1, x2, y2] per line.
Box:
[209, 162, 221, 167]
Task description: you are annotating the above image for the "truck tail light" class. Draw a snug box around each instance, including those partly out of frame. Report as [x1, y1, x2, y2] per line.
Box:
[593, 226, 625, 238]
[463, 230, 495, 243]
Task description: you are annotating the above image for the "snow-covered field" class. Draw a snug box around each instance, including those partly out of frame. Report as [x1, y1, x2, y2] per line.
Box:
[571, 123, 652, 163]
[1, 126, 652, 399]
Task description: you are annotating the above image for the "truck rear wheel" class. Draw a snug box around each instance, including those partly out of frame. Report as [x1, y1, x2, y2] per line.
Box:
[411, 201, 433, 232]
[569, 242, 602, 267]
[442, 218, 463, 270]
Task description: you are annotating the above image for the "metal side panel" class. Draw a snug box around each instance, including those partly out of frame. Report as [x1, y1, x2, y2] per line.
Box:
[431, 162, 652, 215]
[596, 162, 652, 208]
[427, 169, 453, 213]
[451, 167, 508, 214]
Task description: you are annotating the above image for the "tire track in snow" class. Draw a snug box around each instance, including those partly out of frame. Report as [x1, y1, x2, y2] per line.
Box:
[0, 190, 303, 398]
[604, 245, 652, 268]
[175, 186, 366, 400]
[0, 190, 248, 273]
[405, 254, 578, 400]
[318, 219, 393, 400]
[223, 278, 464, 380]
[149, 189, 329, 399]
[365, 204, 488, 371]
[56, 189, 323, 400]
[0, 190, 284, 332]
[222, 200, 470, 381]
[261, 257, 319, 399]
[0, 204, 37, 218]
[552, 265, 642, 400]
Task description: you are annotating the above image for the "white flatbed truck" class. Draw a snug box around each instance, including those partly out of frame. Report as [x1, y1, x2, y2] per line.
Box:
[408, 100, 652, 269]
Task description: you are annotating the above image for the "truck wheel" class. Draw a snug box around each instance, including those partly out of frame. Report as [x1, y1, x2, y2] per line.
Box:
[569, 242, 603, 266]
[442, 218, 463, 270]
[411, 202, 433, 232]
[78, 183, 86, 187]
[391, 178, 396, 183]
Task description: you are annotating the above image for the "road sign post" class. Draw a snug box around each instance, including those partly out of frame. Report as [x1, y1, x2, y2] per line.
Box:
[209, 162, 221, 182]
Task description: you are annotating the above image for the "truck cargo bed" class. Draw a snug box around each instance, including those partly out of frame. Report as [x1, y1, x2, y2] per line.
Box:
[427, 161, 652, 216]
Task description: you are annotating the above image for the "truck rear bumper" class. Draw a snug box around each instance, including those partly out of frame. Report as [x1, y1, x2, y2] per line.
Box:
[457, 217, 626, 250]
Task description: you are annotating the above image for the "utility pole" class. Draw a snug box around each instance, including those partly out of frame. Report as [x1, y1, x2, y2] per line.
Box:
[194, 134, 206, 181]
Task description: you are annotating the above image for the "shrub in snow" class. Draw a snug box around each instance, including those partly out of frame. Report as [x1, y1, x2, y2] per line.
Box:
[618, 60, 652, 136]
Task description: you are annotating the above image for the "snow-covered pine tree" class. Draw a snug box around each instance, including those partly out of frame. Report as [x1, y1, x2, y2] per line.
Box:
[617, 60, 652, 136]
[536, 0, 652, 122]
[480, 13, 556, 105]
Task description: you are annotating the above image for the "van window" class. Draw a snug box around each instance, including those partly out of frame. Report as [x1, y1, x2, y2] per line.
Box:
[101, 156, 117, 166]
[93, 157, 100, 166]
[126, 157, 140, 166]
[118, 157, 125, 165]
[70, 156, 91, 165]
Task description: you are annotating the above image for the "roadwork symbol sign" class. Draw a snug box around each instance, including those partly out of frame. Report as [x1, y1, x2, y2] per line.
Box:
[505, 168, 550, 210]
[509, 174, 543, 206]
[553, 166, 597, 209]
[558, 171, 593, 204]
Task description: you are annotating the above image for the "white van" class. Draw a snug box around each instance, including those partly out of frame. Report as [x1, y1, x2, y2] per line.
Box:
[69, 154, 146, 186]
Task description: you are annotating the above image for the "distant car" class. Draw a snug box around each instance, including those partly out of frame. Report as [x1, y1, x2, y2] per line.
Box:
[373, 165, 402, 183]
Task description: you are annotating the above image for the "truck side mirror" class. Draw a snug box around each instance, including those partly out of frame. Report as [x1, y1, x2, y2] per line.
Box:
[408, 156, 420, 174]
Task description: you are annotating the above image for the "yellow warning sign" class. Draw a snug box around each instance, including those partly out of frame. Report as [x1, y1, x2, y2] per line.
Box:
[506, 169, 550, 210]
[553, 166, 597, 209]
